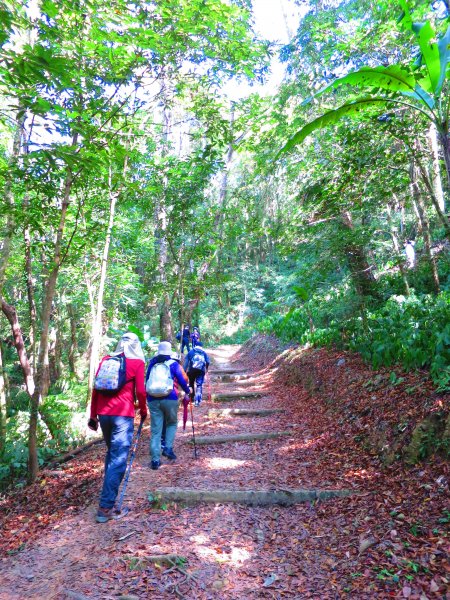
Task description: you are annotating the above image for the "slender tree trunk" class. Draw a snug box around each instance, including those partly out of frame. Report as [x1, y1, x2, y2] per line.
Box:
[428, 124, 445, 212]
[0, 341, 7, 453]
[49, 323, 63, 383]
[86, 164, 122, 404]
[415, 141, 450, 240]
[437, 129, 450, 196]
[29, 134, 77, 483]
[386, 204, 410, 296]
[24, 221, 37, 370]
[340, 211, 378, 299]
[214, 106, 235, 271]
[156, 82, 173, 341]
[1, 301, 35, 398]
[0, 115, 25, 298]
[410, 161, 440, 294]
[68, 304, 79, 376]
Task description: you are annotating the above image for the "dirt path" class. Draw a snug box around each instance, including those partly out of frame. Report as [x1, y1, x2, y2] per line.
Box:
[0, 345, 447, 599]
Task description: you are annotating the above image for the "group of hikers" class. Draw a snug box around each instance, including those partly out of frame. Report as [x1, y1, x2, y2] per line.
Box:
[88, 329, 210, 523]
[175, 325, 201, 354]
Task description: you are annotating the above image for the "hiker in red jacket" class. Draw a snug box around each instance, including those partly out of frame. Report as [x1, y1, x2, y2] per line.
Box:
[88, 332, 147, 523]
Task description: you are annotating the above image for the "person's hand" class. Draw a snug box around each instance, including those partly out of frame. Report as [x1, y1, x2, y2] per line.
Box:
[88, 418, 98, 432]
[140, 410, 148, 422]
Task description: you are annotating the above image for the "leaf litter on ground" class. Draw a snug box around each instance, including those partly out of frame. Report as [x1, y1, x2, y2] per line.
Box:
[0, 336, 448, 599]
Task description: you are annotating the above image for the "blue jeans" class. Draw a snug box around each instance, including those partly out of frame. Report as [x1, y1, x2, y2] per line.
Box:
[98, 415, 134, 509]
[188, 369, 205, 403]
[148, 399, 179, 461]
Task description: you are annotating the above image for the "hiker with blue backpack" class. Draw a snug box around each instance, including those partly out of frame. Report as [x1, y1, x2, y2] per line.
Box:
[146, 341, 191, 470]
[184, 342, 210, 406]
[88, 332, 147, 523]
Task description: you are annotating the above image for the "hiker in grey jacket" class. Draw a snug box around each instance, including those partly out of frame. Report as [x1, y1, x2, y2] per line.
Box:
[146, 341, 190, 470]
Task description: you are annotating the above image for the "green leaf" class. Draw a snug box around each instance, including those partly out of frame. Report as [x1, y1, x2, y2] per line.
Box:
[279, 97, 388, 155]
[398, 0, 412, 29]
[437, 25, 450, 94]
[412, 21, 440, 94]
[41, 0, 59, 18]
[402, 84, 435, 109]
[292, 286, 308, 301]
[127, 324, 144, 341]
[304, 65, 416, 106]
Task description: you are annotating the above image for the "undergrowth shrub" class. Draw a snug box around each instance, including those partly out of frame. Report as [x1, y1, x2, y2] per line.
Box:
[261, 291, 450, 391]
[0, 380, 90, 488]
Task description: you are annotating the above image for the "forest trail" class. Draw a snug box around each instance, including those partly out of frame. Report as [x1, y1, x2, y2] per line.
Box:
[0, 345, 447, 599]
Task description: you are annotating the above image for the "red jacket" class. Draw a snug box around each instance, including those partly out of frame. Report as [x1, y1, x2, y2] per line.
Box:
[90, 356, 147, 419]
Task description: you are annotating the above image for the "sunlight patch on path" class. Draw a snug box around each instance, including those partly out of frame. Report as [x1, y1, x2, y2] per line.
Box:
[205, 457, 249, 470]
[190, 533, 251, 566]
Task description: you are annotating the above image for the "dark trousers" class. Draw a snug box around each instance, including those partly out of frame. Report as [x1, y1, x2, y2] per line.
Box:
[181, 338, 190, 353]
[188, 368, 205, 403]
[98, 415, 134, 509]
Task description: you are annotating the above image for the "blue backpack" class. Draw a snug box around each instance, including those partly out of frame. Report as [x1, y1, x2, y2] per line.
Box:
[190, 350, 206, 371]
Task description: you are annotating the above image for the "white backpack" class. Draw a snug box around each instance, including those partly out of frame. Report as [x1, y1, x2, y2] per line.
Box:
[146, 360, 174, 397]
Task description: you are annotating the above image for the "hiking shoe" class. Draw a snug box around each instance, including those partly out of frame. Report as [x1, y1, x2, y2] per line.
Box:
[150, 460, 160, 470]
[96, 507, 114, 523]
[162, 448, 177, 461]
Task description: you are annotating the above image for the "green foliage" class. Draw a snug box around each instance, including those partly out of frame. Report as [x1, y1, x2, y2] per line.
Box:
[279, 2, 450, 162]
[262, 291, 450, 390]
[0, 381, 90, 486]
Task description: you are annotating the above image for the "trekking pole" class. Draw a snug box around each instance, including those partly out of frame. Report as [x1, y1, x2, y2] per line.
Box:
[115, 416, 145, 514]
[189, 399, 198, 459]
[207, 370, 211, 402]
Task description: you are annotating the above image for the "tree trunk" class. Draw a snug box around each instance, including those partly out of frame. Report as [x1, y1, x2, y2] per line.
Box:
[67, 304, 79, 376]
[428, 124, 445, 213]
[414, 141, 450, 240]
[410, 161, 440, 294]
[0, 115, 25, 295]
[340, 211, 378, 299]
[87, 163, 122, 405]
[156, 82, 174, 342]
[49, 325, 63, 383]
[386, 204, 410, 295]
[437, 129, 450, 196]
[29, 135, 77, 483]
[0, 341, 7, 453]
[23, 219, 37, 370]
[1, 300, 35, 397]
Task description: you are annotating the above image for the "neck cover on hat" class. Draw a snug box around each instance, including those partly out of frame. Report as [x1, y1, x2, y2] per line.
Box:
[111, 332, 145, 362]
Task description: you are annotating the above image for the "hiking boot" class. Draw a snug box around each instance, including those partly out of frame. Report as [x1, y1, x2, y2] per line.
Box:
[194, 400, 200, 406]
[162, 448, 177, 461]
[150, 460, 160, 470]
[96, 507, 114, 523]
